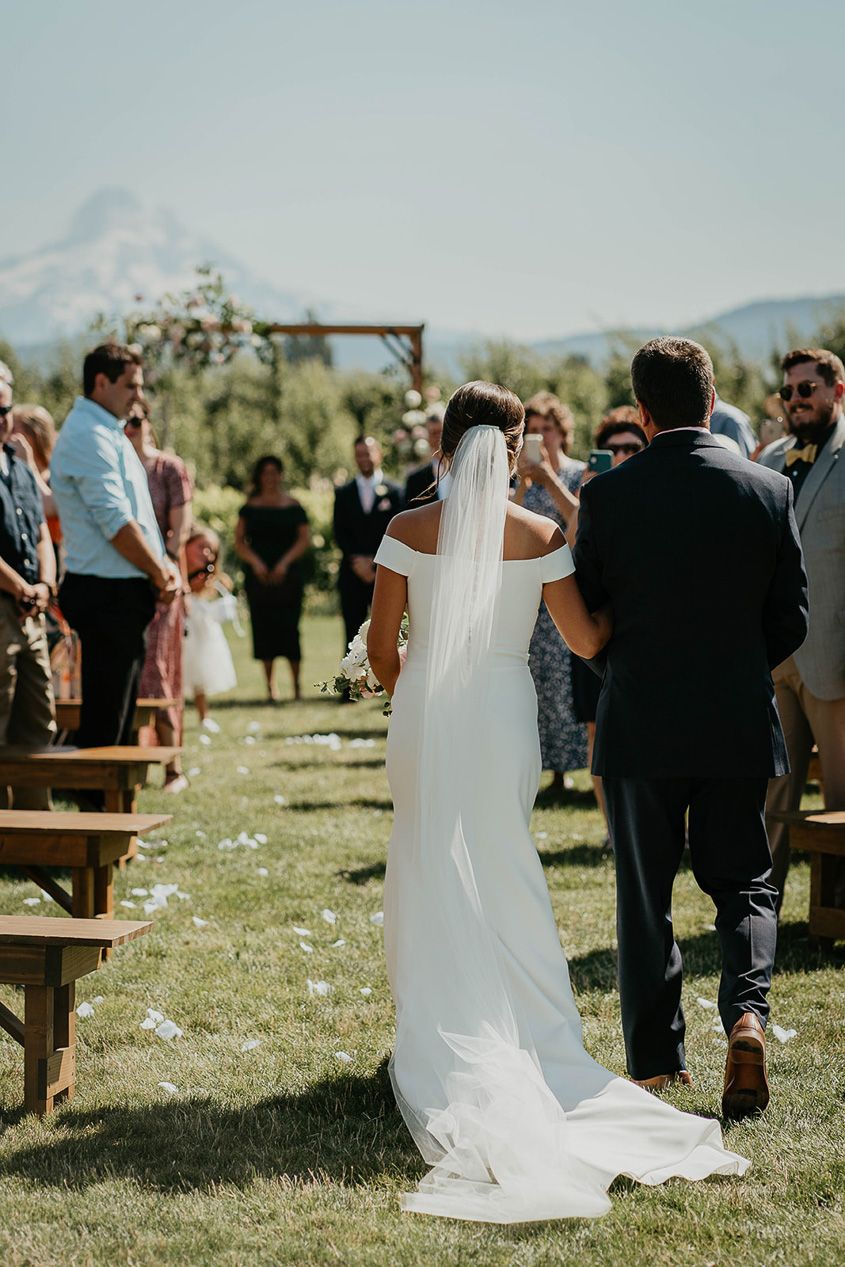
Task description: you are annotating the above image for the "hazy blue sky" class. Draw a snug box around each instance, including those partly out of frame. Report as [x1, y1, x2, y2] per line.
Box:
[4, 0, 843, 339]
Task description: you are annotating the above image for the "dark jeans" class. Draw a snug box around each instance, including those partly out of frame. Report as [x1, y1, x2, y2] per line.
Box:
[603, 775, 777, 1081]
[59, 573, 156, 757]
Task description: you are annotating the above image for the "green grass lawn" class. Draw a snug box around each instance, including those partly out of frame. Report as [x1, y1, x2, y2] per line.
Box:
[0, 615, 843, 1266]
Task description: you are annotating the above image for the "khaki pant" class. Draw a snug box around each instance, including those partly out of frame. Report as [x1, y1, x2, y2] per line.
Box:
[765, 656, 845, 908]
[0, 595, 57, 809]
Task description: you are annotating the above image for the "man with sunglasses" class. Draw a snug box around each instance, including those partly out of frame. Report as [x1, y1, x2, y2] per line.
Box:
[759, 347, 845, 910]
[51, 345, 179, 791]
[0, 361, 57, 807]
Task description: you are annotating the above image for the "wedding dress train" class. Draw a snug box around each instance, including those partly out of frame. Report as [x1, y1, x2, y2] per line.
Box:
[373, 425, 747, 1223]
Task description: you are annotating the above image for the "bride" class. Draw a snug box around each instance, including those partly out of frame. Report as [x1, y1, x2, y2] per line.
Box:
[366, 381, 749, 1223]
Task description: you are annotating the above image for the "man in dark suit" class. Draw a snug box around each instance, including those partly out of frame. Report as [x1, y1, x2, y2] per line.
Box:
[573, 337, 808, 1118]
[334, 435, 404, 651]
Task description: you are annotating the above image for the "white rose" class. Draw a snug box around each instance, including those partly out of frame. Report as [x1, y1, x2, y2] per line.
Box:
[404, 389, 422, 409]
[366, 667, 380, 691]
[357, 619, 371, 641]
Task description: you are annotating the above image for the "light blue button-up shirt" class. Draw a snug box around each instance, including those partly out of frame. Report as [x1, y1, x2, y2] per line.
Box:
[51, 396, 165, 578]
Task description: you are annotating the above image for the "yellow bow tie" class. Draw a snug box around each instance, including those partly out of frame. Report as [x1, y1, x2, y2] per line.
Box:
[784, 444, 817, 467]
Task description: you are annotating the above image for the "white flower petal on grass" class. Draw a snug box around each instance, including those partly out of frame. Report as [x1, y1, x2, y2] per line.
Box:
[176, 892, 191, 901]
[218, 838, 235, 850]
[241, 1039, 261, 1052]
[369, 911, 384, 926]
[300, 941, 314, 954]
[202, 717, 221, 734]
[772, 1025, 798, 1044]
[145, 1008, 165, 1024]
[140, 1018, 157, 1030]
[242, 735, 256, 746]
[322, 908, 338, 924]
[138, 839, 167, 850]
[349, 738, 376, 749]
[247, 721, 261, 733]
[195, 829, 207, 838]
[42, 893, 54, 902]
[696, 997, 717, 1009]
[293, 926, 311, 937]
[189, 768, 202, 778]
[308, 980, 331, 997]
[536, 831, 548, 840]
[254, 833, 268, 844]
[93, 996, 104, 1004]
[156, 1020, 183, 1041]
[360, 987, 372, 997]
[712, 1017, 725, 1033]
[274, 794, 286, 806]
[332, 939, 346, 948]
[76, 1001, 95, 1018]
[131, 888, 149, 897]
[237, 766, 250, 775]
[257, 867, 269, 877]
[334, 1051, 352, 1065]
[120, 900, 137, 910]
[199, 733, 212, 746]
[192, 916, 210, 928]
[158, 1082, 179, 1094]
[23, 897, 41, 906]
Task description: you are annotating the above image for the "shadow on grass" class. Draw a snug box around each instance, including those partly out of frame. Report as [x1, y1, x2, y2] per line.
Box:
[339, 861, 387, 885]
[533, 787, 598, 809]
[538, 844, 612, 870]
[272, 757, 385, 770]
[286, 797, 393, 812]
[0, 1058, 423, 1193]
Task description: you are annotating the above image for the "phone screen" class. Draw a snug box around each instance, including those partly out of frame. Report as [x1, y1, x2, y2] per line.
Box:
[523, 435, 543, 465]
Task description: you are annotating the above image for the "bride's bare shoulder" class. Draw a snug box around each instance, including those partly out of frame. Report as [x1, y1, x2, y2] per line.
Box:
[504, 502, 563, 558]
[386, 503, 442, 554]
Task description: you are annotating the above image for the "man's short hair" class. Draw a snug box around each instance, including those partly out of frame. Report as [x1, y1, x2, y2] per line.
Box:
[83, 343, 143, 397]
[630, 337, 714, 430]
[781, 347, 845, 387]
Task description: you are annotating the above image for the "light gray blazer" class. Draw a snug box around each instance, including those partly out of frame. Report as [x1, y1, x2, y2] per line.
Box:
[759, 414, 845, 699]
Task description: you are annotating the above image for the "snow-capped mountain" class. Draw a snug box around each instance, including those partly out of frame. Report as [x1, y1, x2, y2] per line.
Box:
[0, 187, 310, 347]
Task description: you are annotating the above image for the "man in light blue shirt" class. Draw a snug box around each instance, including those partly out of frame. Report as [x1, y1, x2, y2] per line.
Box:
[710, 392, 757, 459]
[52, 343, 179, 763]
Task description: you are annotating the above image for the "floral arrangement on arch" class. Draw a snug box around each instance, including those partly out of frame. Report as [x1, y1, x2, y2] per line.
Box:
[316, 617, 408, 715]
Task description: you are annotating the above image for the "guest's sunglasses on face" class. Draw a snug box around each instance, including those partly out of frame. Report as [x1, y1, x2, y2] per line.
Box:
[0, 405, 11, 419]
[779, 382, 819, 403]
[125, 416, 144, 428]
[605, 442, 643, 456]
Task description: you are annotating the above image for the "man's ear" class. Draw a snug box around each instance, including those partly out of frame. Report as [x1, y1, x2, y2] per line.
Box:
[708, 387, 716, 417]
[834, 381, 845, 399]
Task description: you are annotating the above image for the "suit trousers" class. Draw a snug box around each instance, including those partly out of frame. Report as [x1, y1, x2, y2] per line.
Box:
[765, 655, 845, 909]
[0, 595, 57, 809]
[338, 570, 375, 651]
[59, 574, 156, 761]
[603, 775, 777, 1081]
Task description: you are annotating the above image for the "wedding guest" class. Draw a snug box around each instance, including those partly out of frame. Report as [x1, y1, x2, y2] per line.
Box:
[405, 405, 448, 504]
[235, 455, 310, 702]
[759, 348, 845, 909]
[124, 402, 193, 792]
[710, 391, 756, 459]
[515, 392, 586, 794]
[183, 525, 237, 730]
[334, 436, 403, 655]
[51, 344, 179, 783]
[0, 366, 57, 807]
[570, 407, 647, 828]
[10, 405, 61, 550]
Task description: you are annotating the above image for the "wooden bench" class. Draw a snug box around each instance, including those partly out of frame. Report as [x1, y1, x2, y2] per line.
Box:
[0, 746, 181, 816]
[54, 699, 178, 744]
[771, 809, 845, 948]
[0, 915, 152, 1115]
[0, 810, 172, 921]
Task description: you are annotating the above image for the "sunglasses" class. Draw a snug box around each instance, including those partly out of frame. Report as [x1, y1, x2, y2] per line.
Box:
[0, 405, 11, 419]
[605, 442, 643, 456]
[779, 382, 819, 403]
[124, 416, 145, 428]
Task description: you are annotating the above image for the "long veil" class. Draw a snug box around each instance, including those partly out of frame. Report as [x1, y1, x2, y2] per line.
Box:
[388, 424, 612, 1222]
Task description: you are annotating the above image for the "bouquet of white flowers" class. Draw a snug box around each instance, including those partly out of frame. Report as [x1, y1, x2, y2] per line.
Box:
[316, 617, 408, 715]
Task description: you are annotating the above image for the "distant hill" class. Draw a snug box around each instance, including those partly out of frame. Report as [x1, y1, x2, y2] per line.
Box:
[2, 187, 844, 373]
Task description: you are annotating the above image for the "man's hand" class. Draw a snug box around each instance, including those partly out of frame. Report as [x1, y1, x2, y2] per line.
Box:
[153, 560, 181, 605]
[351, 555, 376, 584]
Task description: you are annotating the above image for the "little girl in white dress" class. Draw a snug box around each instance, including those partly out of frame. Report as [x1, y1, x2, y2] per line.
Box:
[184, 526, 237, 727]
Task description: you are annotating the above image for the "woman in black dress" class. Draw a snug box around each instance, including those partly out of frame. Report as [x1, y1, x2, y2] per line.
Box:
[234, 456, 310, 701]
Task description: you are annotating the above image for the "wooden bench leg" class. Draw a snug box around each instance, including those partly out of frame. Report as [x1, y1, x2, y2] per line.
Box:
[24, 982, 75, 1116]
[809, 852, 837, 951]
[72, 867, 96, 919]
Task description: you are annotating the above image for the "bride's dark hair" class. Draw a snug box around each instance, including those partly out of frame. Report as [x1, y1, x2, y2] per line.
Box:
[441, 381, 525, 472]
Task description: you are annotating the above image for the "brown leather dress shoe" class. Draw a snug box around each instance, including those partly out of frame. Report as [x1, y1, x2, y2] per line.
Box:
[723, 1013, 769, 1119]
[633, 1071, 693, 1091]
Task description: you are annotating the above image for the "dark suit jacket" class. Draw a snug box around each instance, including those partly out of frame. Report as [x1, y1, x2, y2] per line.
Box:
[405, 463, 437, 505]
[333, 478, 404, 581]
[573, 429, 809, 779]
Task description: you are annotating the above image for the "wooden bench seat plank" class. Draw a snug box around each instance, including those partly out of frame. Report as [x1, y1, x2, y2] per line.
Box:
[0, 810, 172, 833]
[0, 916, 153, 949]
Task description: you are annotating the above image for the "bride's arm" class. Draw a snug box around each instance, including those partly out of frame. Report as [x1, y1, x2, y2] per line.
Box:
[367, 565, 407, 697]
[543, 574, 612, 659]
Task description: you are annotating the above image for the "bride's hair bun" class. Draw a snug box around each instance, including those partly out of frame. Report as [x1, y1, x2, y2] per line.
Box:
[441, 382, 524, 471]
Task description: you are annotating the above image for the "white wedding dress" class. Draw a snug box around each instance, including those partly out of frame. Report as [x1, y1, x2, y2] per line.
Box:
[373, 430, 749, 1224]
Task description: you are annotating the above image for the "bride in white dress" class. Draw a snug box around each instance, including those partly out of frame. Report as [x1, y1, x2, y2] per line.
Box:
[366, 382, 748, 1224]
